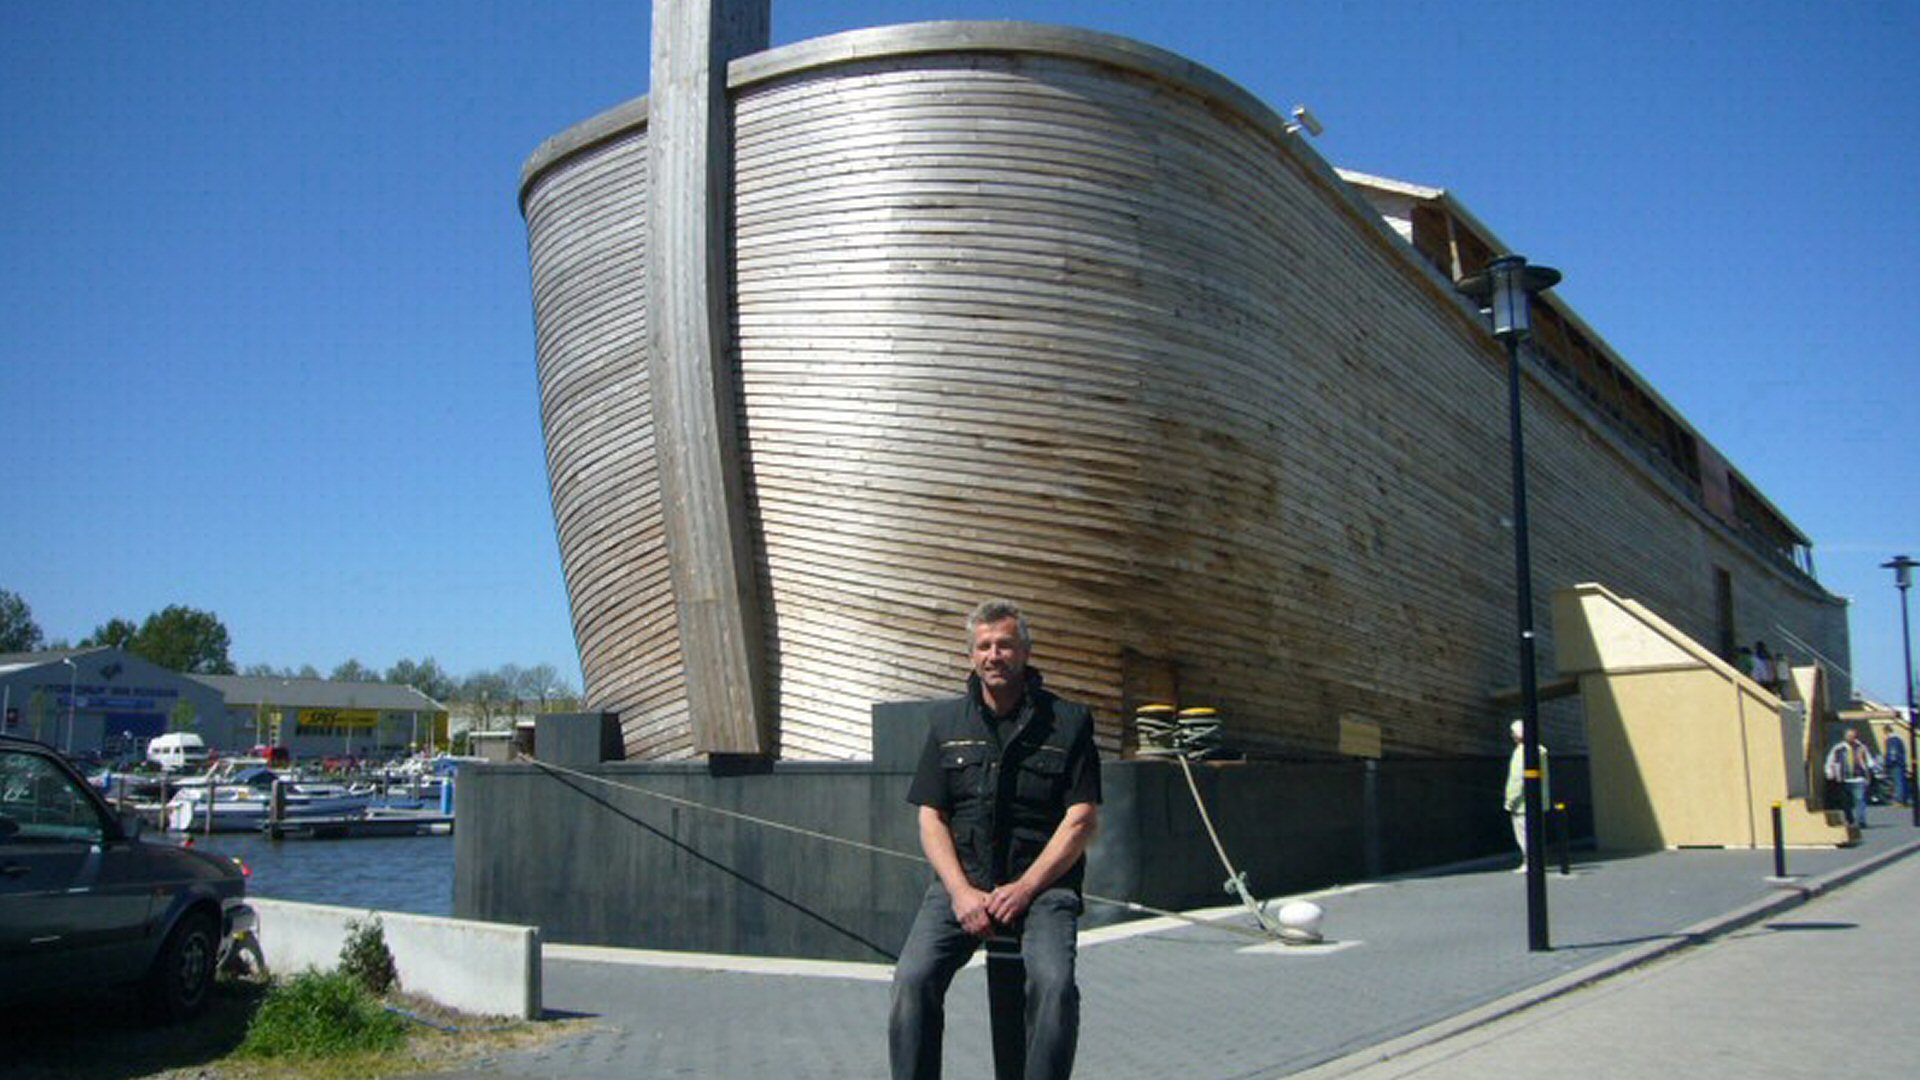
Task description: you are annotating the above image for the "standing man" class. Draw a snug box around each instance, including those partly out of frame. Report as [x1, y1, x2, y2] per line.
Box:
[890, 600, 1101, 1080]
[1751, 642, 1777, 688]
[1825, 728, 1878, 828]
[1504, 719, 1550, 873]
[1885, 728, 1909, 808]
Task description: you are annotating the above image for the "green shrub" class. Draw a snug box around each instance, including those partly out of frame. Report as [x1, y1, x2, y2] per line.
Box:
[339, 914, 399, 996]
[238, 969, 406, 1059]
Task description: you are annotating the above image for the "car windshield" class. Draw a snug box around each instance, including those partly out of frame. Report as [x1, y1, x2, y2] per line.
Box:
[0, 749, 108, 844]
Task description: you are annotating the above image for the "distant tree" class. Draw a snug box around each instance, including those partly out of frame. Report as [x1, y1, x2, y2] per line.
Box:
[242, 662, 282, 677]
[494, 664, 526, 719]
[460, 670, 513, 730]
[428, 662, 456, 701]
[516, 663, 577, 712]
[296, 663, 320, 679]
[82, 617, 139, 650]
[0, 589, 44, 652]
[515, 663, 549, 705]
[386, 657, 455, 702]
[385, 657, 418, 689]
[330, 658, 381, 683]
[131, 605, 236, 674]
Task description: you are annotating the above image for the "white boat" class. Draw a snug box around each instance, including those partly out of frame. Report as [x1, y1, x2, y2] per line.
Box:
[164, 755, 277, 791]
[163, 766, 374, 833]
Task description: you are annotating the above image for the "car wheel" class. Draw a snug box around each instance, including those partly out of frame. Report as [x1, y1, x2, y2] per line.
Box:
[146, 910, 218, 1021]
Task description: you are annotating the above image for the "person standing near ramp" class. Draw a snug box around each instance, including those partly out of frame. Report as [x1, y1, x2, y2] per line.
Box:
[889, 599, 1102, 1080]
[1505, 718, 1550, 873]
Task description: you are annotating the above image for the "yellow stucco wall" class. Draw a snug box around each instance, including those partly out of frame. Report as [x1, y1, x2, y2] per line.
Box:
[1554, 583, 1851, 850]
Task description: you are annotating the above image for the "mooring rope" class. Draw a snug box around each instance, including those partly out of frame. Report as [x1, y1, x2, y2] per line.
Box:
[1173, 751, 1283, 937]
[1136, 705, 1284, 936]
[522, 752, 920, 862]
[384, 1004, 521, 1034]
[516, 752, 1277, 942]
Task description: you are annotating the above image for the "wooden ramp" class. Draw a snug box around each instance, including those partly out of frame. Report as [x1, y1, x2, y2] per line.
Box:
[1552, 582, 1851, 851]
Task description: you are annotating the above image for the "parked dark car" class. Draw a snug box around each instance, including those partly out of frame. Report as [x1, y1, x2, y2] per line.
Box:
[0, 734, 254, 1019]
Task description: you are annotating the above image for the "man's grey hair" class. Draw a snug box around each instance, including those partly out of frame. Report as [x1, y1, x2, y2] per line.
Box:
[967, 599, 1032, 647]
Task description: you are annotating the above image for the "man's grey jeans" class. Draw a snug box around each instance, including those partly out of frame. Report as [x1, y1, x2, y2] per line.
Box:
[889, 880, 1083, 1080]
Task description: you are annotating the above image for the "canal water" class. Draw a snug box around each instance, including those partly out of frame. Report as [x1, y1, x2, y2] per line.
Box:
[189, 831, 455, 917]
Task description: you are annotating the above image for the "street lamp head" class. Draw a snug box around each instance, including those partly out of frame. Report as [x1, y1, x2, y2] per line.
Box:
[1458, 254, 1562, 341]
[1884, 554, 1917, 591]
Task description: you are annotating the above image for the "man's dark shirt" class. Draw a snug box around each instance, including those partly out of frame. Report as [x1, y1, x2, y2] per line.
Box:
[906, 669, 1100, 891]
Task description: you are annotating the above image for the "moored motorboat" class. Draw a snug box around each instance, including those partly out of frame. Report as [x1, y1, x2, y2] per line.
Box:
[163, 766, 374, 833]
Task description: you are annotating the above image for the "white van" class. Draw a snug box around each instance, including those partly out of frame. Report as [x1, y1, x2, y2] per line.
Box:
[147, 732, 210, 773]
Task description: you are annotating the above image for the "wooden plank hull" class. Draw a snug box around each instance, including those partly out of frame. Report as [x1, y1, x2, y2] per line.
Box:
[522, 23, 1848, 762]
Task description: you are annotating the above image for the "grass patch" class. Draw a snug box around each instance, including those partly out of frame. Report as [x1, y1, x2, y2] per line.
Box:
[237, 970, 407, 1060]
[0, 973, 585, 1080]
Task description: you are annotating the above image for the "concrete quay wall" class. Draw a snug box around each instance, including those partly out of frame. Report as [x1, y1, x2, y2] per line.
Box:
[453, 746, 1586, 962]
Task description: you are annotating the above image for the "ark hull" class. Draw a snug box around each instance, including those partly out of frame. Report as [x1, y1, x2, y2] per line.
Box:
[523, 21, 1847, 765]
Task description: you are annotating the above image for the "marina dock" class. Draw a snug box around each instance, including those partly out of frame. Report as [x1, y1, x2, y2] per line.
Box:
[263, 808, 454, 840]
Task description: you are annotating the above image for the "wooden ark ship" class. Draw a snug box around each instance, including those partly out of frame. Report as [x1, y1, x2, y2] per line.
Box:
[520, 17, 1849, 766]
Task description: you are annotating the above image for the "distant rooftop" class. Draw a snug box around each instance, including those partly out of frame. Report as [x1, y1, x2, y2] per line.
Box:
[189, 674, 445, 712]
[0, 646, 111, 674]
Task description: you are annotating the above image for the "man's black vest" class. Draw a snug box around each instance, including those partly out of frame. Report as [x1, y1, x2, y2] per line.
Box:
[926, 682, 1095, 892]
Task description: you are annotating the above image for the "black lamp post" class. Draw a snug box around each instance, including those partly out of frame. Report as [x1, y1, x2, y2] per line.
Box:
[1459, 254, 1562, 952]
[1883, 555, 1918, 827]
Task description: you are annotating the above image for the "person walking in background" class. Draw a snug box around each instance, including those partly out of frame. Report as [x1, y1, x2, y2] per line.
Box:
[1770, 649, 1793, 696]
[1751, 641, 1776, 688]
[890, 600, 1102, 1080]
[1504, 719, 1550, 873]
[1884, 728, 1909, 808]
[1825, 728, 1878, 828]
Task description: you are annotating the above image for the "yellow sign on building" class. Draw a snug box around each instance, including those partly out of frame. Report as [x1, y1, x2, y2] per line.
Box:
[296, 708, 381, 733]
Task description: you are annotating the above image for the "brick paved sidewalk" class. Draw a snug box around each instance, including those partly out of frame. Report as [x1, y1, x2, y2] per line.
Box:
[425, 820, 1920, 1079]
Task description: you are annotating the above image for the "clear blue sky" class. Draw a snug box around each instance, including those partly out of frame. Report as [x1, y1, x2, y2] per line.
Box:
[4, 1, 1915, 703]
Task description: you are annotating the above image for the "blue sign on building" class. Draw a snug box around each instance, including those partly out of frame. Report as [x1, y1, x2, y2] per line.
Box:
[106, 712, 166, 739]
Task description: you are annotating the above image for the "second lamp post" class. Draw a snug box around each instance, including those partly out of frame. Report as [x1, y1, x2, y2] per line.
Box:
[1883, 554, 1918, 827]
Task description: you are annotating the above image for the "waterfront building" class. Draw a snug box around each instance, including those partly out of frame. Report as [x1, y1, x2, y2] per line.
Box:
[0, 647, 234, 756]
[0, 649, 448, 764]
[190, 674, 448, 763]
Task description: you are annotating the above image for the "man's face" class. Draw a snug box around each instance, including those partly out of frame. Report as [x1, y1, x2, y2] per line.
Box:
[970, 617, 1030, 696]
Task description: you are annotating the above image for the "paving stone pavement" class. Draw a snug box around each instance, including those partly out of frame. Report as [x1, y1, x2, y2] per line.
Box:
[1310, 833, 1920, 1078]
[424, 819, 1920, 1079]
